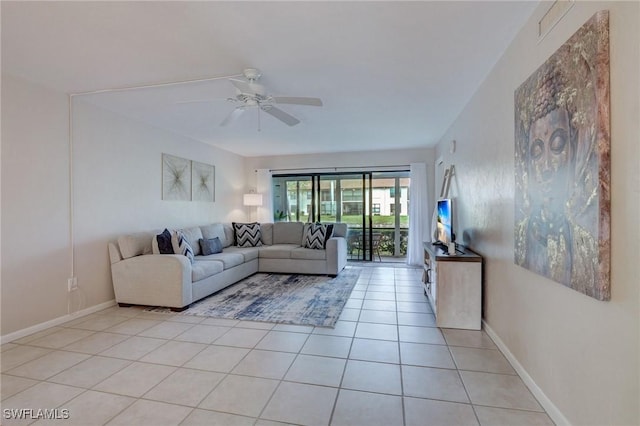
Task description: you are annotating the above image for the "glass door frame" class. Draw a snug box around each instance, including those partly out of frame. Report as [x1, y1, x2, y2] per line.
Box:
[272, 170, 409, 262]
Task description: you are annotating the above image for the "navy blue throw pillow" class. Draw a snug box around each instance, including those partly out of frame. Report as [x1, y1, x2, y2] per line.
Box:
[324, 224, 334, 247]
[200, 237, 223, 256]
[156, 229, 174, 254]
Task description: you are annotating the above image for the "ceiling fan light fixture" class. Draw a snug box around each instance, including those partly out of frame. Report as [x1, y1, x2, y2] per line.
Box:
[218, 68, 322, 128]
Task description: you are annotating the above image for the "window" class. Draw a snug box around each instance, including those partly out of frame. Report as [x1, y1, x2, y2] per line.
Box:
[373, 203, 381, 215]
[342, 189, 362, 201]
[343, 202, 363, 215]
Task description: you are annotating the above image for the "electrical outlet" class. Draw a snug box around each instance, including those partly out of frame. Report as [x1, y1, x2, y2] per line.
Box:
[68, 277, 78, 292]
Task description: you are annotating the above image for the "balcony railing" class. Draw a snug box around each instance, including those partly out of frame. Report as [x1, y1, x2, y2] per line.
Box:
[347, 227, 408, 259]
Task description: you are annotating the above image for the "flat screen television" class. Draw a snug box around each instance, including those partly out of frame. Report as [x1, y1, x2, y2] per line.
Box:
[436, 198, 454, 247]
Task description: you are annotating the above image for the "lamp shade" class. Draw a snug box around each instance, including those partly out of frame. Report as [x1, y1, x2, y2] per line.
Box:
[243, 193, 263, 206]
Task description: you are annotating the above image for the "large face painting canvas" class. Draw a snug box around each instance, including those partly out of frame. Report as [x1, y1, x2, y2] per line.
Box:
[514, 11, 610, 301]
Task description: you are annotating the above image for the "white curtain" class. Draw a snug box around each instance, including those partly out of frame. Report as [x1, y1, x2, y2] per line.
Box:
[406, 163, 430, 266]
[256, 169, 274, 223]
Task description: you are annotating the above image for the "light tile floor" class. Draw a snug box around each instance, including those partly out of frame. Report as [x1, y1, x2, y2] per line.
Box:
[1, 265, 555, 425]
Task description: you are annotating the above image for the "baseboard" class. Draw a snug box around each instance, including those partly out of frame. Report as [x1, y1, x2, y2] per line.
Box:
[1, 299, 117, 345]
[482, 319, 570, 426]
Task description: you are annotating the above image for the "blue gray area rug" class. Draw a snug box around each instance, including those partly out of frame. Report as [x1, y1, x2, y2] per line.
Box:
[179, 269, 360, 327]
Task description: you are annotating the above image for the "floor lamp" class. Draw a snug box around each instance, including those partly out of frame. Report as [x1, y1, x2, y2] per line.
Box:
[243, 192, 263, 221]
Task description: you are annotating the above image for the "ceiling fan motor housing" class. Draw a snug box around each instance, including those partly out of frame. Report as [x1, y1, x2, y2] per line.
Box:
[243, 68, 262, 81]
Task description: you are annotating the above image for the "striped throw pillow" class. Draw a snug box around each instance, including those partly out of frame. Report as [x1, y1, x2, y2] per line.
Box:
[302, 223, 329, 250]
[233, 222, 263, 247]
[171, 230, 194, 263]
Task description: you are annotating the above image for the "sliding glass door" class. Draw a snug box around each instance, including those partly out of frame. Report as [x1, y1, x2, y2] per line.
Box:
[273, 177, 312, 222]
[272, 171, 409, 262]
[371, 172, 410, 259]
[318, 174, 370, 261]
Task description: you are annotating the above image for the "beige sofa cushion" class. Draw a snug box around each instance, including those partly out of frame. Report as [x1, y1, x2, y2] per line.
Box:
[259, 244, 299, 259]
[273, 222, 304, 244]
[118, 231, 157, 259]
[223, 224, 235, 248]
[198, 252, 245, 269]
[330, 223, 348, 238]
[192, 259, 224, 281]
[223, 246, 260, 262]
[260, 223, 274, 245]
[201, 224, 227, 247]
[291, 247, 327, 261]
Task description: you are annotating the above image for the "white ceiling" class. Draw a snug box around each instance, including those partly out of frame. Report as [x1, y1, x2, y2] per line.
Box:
[1, 1, 538, 157]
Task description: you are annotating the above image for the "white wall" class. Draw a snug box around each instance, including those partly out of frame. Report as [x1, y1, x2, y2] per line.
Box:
[71, 99, 247, 313]
[0, 75, 247, 336]
[435, 2, 639, 425]
[1, 74, 72, 336]
[246, 148, 434, 173]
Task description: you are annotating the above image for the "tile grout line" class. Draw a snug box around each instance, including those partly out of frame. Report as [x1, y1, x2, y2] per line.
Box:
[327, 275, 367, 426]
[395, 273, 408, 426]
[2, 265, 555, 425]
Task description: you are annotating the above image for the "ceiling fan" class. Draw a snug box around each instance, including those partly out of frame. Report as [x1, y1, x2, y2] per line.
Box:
[219, 68, 323, 128]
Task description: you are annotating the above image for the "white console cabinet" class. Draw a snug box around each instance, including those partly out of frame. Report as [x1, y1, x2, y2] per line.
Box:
[422, 242, 482, 330]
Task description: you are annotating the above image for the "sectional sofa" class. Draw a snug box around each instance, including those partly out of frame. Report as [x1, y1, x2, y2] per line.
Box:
[108, 222, 348, 311]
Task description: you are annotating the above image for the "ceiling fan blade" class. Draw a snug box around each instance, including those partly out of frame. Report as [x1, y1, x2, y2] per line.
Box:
[229, 78, 266, 96]
[175, 99, 218, 105]
[261, 105, 300, 126]
[272, 97, 323, 107]
[229, 78, 254, 94]
[220, 107, 245, 127]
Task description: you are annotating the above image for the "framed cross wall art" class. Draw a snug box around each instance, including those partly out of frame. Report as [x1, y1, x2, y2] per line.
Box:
[162, 154, 215, 203]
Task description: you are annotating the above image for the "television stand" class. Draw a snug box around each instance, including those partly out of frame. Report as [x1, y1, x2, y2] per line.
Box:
[422, 242, 482, 330]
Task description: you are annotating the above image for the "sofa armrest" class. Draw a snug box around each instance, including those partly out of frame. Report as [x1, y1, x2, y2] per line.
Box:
[110, 254, 193, 308]
[108, 242, 123, 264]
[326, 236, 347, 275]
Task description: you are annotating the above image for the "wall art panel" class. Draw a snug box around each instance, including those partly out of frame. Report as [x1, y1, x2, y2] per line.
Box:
[192, 161, 215, 202]
[162, 153, 191, 201]
[514, 11, 610, 300]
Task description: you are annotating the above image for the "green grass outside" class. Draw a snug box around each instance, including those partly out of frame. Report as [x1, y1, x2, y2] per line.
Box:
[320, 214, 408, 228]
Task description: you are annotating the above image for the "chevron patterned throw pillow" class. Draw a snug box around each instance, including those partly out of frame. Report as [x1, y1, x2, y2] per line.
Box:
[233, 222, 263, 247]
[302, 223, 329, 250]
[171, 230, 194, 263]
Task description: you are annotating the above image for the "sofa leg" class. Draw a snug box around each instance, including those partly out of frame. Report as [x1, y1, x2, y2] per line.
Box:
[118, 303, 133, 308]
[170, 305, 189, 312]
